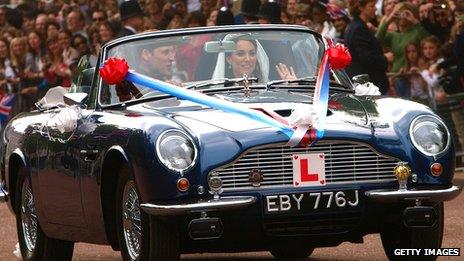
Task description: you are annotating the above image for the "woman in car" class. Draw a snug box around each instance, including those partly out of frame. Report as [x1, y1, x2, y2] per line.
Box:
[212, 35, 296, 82]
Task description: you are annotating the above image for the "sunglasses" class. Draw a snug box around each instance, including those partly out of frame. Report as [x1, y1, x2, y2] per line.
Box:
[93, 17, 105, 22]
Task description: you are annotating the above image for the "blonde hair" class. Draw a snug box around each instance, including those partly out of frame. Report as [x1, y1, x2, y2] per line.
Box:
[9, 37, 28, 70]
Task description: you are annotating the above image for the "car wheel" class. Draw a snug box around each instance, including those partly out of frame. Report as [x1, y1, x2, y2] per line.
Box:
[270, 244, 315, 259]
[380, 203, 444, 261]
[116, 166, 179, 261]
[15, 169, 74, 260]
[116, 165, 150, 261]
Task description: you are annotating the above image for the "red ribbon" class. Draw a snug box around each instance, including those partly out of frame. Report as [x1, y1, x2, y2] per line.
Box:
[99, 57, 129, 85]
[327, 44, 352, 70]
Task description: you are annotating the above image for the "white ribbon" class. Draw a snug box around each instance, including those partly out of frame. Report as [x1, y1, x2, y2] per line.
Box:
[287, 105, 318, 147]
[354, 82, 381, 96]
[47, 106, 81, 133]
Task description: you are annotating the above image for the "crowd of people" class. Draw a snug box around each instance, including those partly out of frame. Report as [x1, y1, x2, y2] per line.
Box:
[0, 0, 463, 126]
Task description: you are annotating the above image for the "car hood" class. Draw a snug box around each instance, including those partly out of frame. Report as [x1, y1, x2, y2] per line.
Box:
[169, 90, 369, 132]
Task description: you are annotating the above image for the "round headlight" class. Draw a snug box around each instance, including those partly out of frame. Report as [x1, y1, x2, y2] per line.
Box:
[409, 115, 450, 156]
[156, 130, 197, 173]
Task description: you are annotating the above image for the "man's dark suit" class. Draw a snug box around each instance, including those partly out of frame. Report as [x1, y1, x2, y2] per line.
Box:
[345, 16, 389, 94]
[116, 26, 136, 38]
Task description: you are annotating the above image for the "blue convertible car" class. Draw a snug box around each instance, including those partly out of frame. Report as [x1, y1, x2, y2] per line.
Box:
[0, 25, 461, 260]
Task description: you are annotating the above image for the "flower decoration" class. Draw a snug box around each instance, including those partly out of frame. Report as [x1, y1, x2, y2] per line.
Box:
[327, 44, 352, 70]
[99, 57, 129, 85]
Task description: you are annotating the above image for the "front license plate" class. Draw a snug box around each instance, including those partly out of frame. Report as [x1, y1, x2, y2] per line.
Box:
[264, 190, 360, 214]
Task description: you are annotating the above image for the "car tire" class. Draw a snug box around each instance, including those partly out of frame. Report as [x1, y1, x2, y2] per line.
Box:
[270, 245, 315, 259]
[380, 203, 444, 261]
[15, 167, 74, 260]
[116, 165, 151, 261]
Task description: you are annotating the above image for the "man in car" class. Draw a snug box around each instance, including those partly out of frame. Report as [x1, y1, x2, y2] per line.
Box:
[138, 44, 177, 82]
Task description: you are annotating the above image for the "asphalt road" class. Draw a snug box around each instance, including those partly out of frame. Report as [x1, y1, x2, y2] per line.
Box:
[1, 174, 463, 260]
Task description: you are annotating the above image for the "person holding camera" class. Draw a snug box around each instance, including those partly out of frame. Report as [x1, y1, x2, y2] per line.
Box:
[419, 1, 454, 43]
[376, 2, 429, 73]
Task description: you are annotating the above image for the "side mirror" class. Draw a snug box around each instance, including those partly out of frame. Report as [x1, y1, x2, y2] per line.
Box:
[64, 93, 88, 106]
[204, 40, 236, 53]
[352, 74, 370, 85]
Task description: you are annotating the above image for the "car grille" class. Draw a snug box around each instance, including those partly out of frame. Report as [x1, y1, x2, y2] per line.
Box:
[213, 141, 399, 191]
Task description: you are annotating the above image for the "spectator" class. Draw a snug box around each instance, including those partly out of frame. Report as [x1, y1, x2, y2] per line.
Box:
[91, 10, 107, 24]
[99, 21, 119, 45]
[206, 8, 219, 26]
[117, 0, 145, 38]
[382, 0, 399, 32]
[294, 3, 311, 27]
[10, 37, 37, 112]
[394, 42, 429, 101]
[216, 6, 235, 26]
[0, 6, 7, 28]
[59, 29, 80, 67]
[376, 2, 429, 72]
[186, 10, 206, 28]
[45, 19, 61, 39]
[311, 2, 336, 38]
[35, 13, 48, 37]
[345, 0, 390, 94]
[286, 0, 298, 24]
[238, 0, 261, 24]
[43, 32, 72, 92]
[67, 10, 88, 39]
[326, 3, 351, 43]
[26, 30, 46, 82]
[0, 37, 16, 94]
[257, 1, 282, 24]
[420, 1, 454, 43]
[419, 35, 442, 90]
[72, 34, 90, 56]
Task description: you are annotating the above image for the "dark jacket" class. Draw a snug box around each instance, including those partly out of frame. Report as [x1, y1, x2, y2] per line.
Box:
[116, 27, 136, 38]
[345, 16, 389, 94]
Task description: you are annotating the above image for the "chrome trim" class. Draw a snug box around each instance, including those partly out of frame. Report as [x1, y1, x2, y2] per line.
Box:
[0, 183, 7, 202]
[140, 196, 257, 216]
[365, 185, 462, 203]
[409, 115, 451, 158]
[155, 129, 198, 174]
[211, 141, 400, 191]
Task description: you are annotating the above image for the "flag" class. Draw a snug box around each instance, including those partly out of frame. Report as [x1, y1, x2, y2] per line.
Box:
[0, 93, 15, 127]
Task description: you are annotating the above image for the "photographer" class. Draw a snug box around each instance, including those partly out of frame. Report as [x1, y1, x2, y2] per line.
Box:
[419, 1, 454, 43]
[376, 2, 430, 73]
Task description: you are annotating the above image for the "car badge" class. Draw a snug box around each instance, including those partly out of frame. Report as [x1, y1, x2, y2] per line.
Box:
[249, 169, 263, 187]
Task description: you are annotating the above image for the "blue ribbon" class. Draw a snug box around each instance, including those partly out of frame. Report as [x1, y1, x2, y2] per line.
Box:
[125, 71, 294, 138]
[314, 53, 330, 140]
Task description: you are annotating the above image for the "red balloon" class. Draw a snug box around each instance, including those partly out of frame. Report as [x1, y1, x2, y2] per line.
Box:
[327, 44, 352, 70]
[99, 57, 129, 85]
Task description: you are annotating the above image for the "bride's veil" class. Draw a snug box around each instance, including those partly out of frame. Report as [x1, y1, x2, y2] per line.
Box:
[211, 34, 269, 82]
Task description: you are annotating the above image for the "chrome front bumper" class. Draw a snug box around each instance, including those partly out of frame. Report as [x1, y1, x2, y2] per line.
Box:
[365, 185, 462, 203]
[141, 196, 257, 216]
[0, 182, 7, 203]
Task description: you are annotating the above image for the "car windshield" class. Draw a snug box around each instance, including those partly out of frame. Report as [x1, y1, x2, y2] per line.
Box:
[99, 28, 339, 105]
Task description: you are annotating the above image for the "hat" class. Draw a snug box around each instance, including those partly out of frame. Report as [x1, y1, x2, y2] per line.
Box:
[257, 1, 282, 24]
[325, 3, 349, 21]
[241, 0, 261, 17]
[217, 6, 235, 26]
[119, 0, 144, 21]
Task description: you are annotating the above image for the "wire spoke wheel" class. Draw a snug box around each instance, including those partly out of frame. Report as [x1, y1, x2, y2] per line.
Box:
[21, 178, 38, 252]
[122, 180, 142, 260]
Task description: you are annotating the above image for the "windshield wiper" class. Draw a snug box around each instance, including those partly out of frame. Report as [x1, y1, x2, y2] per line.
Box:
[266, 76, 351, 92]
[187, 76, 259, 90]
[266, 76, 317, 88]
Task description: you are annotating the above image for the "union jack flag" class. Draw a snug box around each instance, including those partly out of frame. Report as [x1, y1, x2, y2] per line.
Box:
[0, 93, 15, 127]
